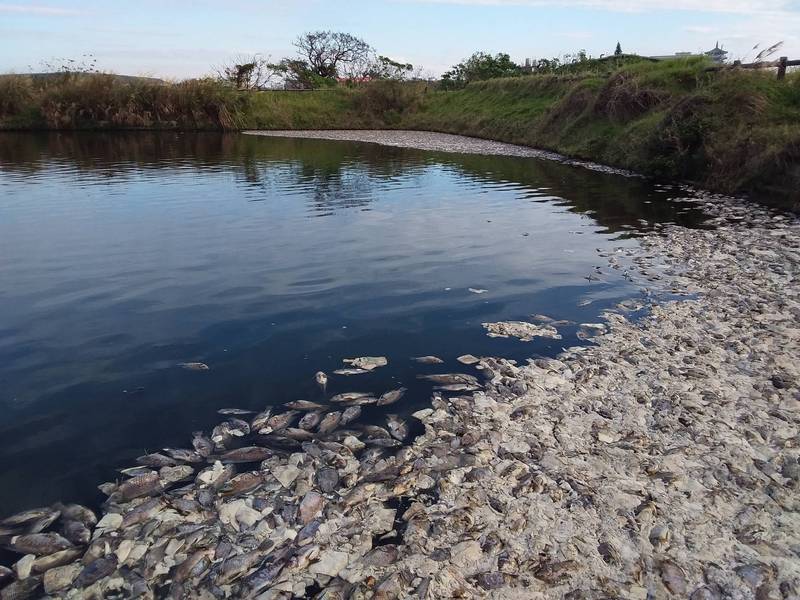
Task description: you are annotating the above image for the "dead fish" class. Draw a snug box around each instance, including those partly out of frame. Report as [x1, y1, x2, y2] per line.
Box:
[119, 466, 153, 478]
[212, 419, 250, 446]
[316, 468, 339, 493]
[333, 368, 370, 375]
[192, 432, 214, 457]
[162, 448, 203, 463]
[317, 412, 342, 435]
[221, 472, 263, 496]
[121, 498, 164, 529]
[387, 415, 409, 441]
[219, 446, 272, 464]
[217, 408, 253, 416]
[0, 566, 13, 585]
[216, 550, 265, 585]
[0, 577, 42, 600]
[284, 400, 325, 411]
[250, 408, 272, 431]
[434, 384, 481, 392]
[61, 520, 91, 545]
[298, 491, 324, 524]
[283, 427, 315, 441]
[160, 465, 194, 483]
[173, 548, 214, 584]
[54, 503, 96, 528]
[168, 497, 201, 514]
[2, 508, 59, 530]
[315, 371, 328, 393]
[377, 387, 407, 406]
[31, 548, 82, 574]
[361, 425, 392, 439]
[341, 405, 361, 425]
[298, 411, 323, 430]
[8, 533, 72, 555]
[418, 373, 479, 386]
[412, 355, 444, 364]
[343, 356, 387, 371]
[179, 362, 209, 371]
[113, 471, 162, 501]
[329, 392, 372, 403]
[457, 354, 480, 365]
[136, 452, 177, 468]
[263, 410, 299, 433]
[468, 288, 488, 294]
[530, 314, 554, 322]
[74, 555, 117, 588]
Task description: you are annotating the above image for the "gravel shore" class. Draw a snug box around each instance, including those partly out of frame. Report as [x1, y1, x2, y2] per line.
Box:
[1, 133, 798, 599]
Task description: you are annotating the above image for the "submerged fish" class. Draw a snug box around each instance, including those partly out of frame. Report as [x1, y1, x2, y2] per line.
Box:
[412, 355, 444, 364]
[377, 387, 406, 406]
[333, 368, 370, 375]
[217, 408, 253, 416]
[315, 371, 327, 393]
[179, 362, 209, 371]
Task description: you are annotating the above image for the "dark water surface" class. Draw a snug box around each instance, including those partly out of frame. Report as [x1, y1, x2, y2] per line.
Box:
[0, 132, 707, 516]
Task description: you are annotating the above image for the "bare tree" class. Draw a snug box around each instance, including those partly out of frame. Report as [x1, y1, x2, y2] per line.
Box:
[294, 31, 373, 79]
[218, 54, 277, 90]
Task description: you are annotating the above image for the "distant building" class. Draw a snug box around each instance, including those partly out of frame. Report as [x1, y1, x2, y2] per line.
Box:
[649, 42, 728, 64]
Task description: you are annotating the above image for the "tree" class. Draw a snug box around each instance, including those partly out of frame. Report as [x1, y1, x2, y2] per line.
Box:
[218, 54, 276, 90]
[369, 56, 414, 80]
[440, 52, 523, 89]
[614, 42, 623, 56]
[294, 31, 373, 79]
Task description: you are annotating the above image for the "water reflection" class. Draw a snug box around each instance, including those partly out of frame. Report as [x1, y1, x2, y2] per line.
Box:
[0, 132, 708, 515]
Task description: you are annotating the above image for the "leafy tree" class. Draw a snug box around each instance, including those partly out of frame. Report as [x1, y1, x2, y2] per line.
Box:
[369, 56, 414, 80]
[615, 42, 623, 56]
[218, 54, 276, 90]
[440, 52, 523, 89]
[294, 31, 373, 79]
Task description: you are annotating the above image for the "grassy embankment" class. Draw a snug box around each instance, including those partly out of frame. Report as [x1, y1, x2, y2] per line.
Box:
[1, 59, 799, 202]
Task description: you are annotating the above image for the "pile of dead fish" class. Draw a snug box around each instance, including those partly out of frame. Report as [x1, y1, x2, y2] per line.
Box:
[2, 187, 799, 599]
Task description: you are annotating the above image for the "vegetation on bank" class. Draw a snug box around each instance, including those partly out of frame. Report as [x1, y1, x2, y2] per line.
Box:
[1, 57, 799, 202]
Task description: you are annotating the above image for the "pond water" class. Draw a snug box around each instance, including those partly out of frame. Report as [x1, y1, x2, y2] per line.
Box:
[0, 132, 708, 517]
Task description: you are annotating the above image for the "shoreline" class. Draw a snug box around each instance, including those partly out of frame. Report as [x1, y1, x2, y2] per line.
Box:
[0, 138, 798, 598]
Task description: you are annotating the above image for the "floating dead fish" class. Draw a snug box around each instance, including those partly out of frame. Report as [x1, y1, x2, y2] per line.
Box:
[192, 432, 214, 457]
[217, 408, 254, 416]
[457, 354, 480, 365]
[249, 409, 272, 432]
[361, 425, 392, 439]
[61, 520, 91, 545]
[216, 550, 266, 585]
[121, 498, 164, 529]
[333, 368, 370, 375]
[377, 387, 406, 406]
[263, 410, 299, 433]
[283, 427, 315, 441]
[136, 452, 176, 468]
[386, 415, 409, 441]
[298, 491, 324, 524]
[468, 288, 488, 294]
[412, 356, 444, 364]
[483, 320, 562, 341]
[418, 373, 480, 386]
[577, 299, 592, 306]
[1, 508, 60, 529]
[160, 465, 194, 483]
[342, 356, 388, 371]
[162, 448, 203, 463]
[316, 468, 339, 493]
[285, 400, 325, 411]
[317, 412, 342, 435]
[365, 438, 402, 448]
[179, 362, 209, 371]
[219, 446, 272, 464]
[435, 383, 481, 392]
[113, 471, 162, 501]
[298, 411, 323, 430]
[530, 314, 554, 322]
[54, 504, 96, 527]
[330, 392, 372, 404]
[74, 555, 118, 588]
[315, 371, 328, 393]
[8, 533, 72, 556]
[341, 405, 361, 425]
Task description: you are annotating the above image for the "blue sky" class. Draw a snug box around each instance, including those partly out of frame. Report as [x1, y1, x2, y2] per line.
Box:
[1, 0, 798, 77]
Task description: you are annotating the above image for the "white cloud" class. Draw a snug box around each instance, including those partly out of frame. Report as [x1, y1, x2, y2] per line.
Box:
[0, 3, 81, 15]
[406, 0, 798, 15]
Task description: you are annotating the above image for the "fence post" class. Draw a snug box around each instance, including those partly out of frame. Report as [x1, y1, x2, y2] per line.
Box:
[777, 56, 788, 80]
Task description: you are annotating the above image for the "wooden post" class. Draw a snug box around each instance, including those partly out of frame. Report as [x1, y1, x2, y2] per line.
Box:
[777, 56, 788, 80]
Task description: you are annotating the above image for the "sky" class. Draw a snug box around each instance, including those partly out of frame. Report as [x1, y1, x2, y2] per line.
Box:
[1, 0, 799, 78]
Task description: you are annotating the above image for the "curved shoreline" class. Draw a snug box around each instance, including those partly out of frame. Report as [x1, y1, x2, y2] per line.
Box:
[0, 137, 798, 598]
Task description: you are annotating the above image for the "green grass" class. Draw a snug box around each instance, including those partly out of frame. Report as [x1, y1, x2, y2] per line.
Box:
[2, 61, 799, 204]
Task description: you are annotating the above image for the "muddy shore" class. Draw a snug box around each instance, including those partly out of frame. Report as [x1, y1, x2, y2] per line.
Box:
[1, 133, 798, 599]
